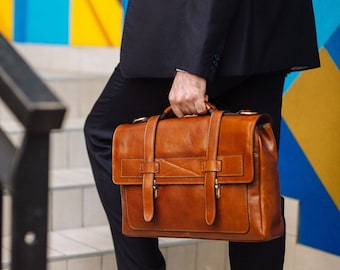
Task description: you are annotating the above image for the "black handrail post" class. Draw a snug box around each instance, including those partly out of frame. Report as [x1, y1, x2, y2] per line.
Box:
[11, 133, 50, 270]
[0, 33, 66, 270]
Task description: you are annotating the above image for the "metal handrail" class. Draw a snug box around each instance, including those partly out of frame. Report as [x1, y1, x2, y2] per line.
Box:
[0, 34, 66, 270]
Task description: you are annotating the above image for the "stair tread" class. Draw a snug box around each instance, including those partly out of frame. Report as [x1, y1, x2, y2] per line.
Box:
[0, 117, 85, 132]
[36, 69, 110, 81]
[50, 167, 94, 189]
[2, 225, 201, 265]
[48, 226, 114, 259]
[1, 226, 113, 265]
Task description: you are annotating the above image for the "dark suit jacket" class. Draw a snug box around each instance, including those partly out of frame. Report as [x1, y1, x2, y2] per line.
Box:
[120, 0, 320, 80]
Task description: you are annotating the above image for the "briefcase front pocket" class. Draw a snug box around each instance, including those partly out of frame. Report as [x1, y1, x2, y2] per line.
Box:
[121, 156, 250, 233]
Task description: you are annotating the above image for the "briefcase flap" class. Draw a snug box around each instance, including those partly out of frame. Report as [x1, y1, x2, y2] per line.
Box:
[113, 113, 267, 186]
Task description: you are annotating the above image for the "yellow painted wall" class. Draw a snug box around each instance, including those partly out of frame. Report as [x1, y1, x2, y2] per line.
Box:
[282, 48, 340, 210]
[71, 0, 123, 46]
[0, 0, 13, 39]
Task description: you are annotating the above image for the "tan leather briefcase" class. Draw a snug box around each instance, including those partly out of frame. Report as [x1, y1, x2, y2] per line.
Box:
[112, 107, 284, 241]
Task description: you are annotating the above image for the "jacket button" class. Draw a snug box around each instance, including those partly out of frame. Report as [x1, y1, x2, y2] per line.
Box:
[210, 54, 220, 72]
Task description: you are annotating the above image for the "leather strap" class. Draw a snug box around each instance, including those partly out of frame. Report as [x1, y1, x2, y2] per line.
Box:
[204, 110, 224, 225]
[142, 115, 160, 222]
[141, 110, 224, 225]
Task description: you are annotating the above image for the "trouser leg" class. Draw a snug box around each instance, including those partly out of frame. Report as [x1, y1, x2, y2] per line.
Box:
[85, 66, 286, 270]
[84, 65, 171, 270]
[208, 73, 286, 270]
[228, 200, 285, 270]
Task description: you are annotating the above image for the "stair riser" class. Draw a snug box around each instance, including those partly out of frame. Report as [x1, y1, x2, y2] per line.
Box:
[0, 76, 107, 123]
[50, 129, 90, 170]
[3, 185, 107, 237]
[49, 186, 108, 231]
[46, 78, 106, 121]
[2, 127, 90, 170]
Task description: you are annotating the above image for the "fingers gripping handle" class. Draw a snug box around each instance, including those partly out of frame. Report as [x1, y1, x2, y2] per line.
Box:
[160, 102, 216, 119]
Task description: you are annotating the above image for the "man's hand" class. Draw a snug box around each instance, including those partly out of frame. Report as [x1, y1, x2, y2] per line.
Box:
[168, 71, 208, 118]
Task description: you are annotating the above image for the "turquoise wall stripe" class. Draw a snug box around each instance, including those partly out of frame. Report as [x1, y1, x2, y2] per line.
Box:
[14, 0, 69, 44]
[279, 120, 340, 255]
[325, 25, 340, 69]
[14, 0, 28, 42]
[313, 0, 340, 48]
[283, 73, 299, 94]
[123, 0, 129, 17]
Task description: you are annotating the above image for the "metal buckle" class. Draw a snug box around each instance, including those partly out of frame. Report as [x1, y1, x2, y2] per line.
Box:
[215, 179, 221, 199]
[153, 180, 158, 199]
[132, 117, 149, 124]
[239, 110, 258, 115]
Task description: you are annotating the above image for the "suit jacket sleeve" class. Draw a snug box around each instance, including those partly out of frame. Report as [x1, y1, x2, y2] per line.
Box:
[176, 0, 241, 80]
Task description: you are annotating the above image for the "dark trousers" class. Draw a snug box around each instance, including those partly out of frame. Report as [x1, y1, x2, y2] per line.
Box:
[84, 65, 286, 270]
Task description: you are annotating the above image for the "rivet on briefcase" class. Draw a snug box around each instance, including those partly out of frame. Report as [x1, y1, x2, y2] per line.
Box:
[112, 105, 284, 242]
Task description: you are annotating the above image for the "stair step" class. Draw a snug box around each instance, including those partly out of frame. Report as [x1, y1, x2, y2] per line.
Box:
[50, 168, 94, 190]
[0, 83, 100, 126]
[50, 118, 92, 170]
[2, 225, 210, 270]
[12, 43, 117, 122]
[13, 43, 119, 76]
[48, 168, 108, 231]
[2, 225, 115, 270]
[43, 71, 108, 121]
[1, 117, 90, 170]
[2, 168, 108, 236]
[48, 226, 114, 261]
[0, 68, 109, 124]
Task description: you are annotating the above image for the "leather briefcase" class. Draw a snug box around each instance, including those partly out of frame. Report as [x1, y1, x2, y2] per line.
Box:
[112, 106, 284, 242]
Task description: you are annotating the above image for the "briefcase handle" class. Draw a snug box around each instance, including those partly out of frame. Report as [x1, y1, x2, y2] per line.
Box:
[160, 102, 217, 119]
